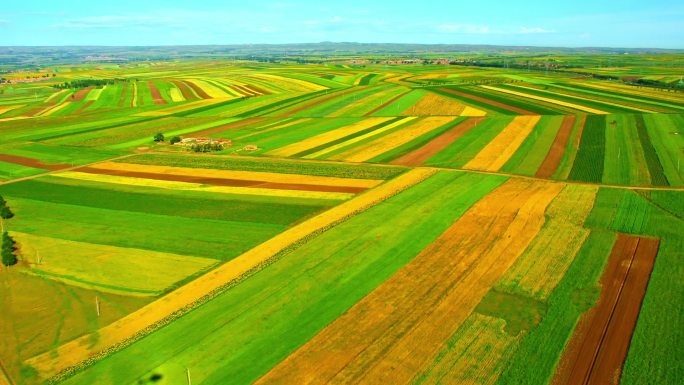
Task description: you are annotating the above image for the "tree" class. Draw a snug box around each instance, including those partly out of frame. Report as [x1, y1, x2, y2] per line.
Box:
[0, 195, 12, 220]
[2, 231, 17, 266]
[153, 133, 165, 142]
[169, 136, 181, 145]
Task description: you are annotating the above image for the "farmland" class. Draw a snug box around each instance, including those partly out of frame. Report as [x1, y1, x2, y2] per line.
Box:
[0, 55, 682, 385]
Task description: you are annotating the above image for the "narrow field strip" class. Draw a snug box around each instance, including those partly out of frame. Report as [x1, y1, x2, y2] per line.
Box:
[536, 115, 577, 178]
[255, 178, 563, 385]
[78, 161, 383, 190]
[52, 171, 354, 201]
[465, 115, 541, 171]
[332, 116, 457, 162]
[0, 154, 70, 171]
[391, 117, 485, 166]
[552, 234, 660, 385]
[438, 87, 537, 115]
[26, 168, 436, 382]
[481, 85, 608, 114]
[266, 117, 393, 157]
[303, 117, 417, 159]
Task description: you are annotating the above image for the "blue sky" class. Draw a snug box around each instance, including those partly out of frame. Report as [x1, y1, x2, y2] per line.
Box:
[1, 0, 683, 48]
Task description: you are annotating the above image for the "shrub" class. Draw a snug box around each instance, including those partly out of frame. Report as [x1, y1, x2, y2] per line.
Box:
[153, 133, 165, 142]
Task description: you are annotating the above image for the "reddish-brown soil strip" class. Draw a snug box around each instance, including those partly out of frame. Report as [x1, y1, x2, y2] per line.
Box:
[553, 234, 660, 385]
[74, 100, 95, 115]
[147, 82, 167, 105]
[438, 87, 536, 115]
[243, 84, 271, 95]
[0, 154, 71, 171]
[171, 80, 198, 100]
[535, 115, 577, 178]
[75, 166, 367, 193]
[187, 117, 266, 137]
[364, 90, 412, 116]
[70, 87, 93, 102]
[183, 80, 211, 99]
[279, 87, 361, 118]
[391, 117, 485, 166]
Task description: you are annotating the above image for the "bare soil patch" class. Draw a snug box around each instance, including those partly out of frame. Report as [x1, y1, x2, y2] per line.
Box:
[535, 115, 576, 178]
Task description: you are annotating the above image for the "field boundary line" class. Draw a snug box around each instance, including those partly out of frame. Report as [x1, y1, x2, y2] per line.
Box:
[26, 167, 437, 383]
[0, 153, 138, 186]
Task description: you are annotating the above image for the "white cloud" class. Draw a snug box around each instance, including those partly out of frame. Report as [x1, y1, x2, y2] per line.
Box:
[518, 26, 555, 34]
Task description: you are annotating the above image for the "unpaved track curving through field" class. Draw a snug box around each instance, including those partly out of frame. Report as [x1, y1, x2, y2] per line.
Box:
[552, 234, 660, 385]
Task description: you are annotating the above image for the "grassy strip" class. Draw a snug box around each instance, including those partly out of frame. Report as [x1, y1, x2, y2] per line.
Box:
[568, 115, 606, 183]
[635, 114, 669, 186]
[118, 153, 407, 180]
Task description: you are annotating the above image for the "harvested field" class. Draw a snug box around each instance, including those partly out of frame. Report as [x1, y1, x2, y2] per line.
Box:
[255, 178, 562, 385]
[391, 117, 485, 166]
[536, 115, 576, 178]
[184, 80, 212, 99]
[438, 87, 536, 115]
[70, 87, 93, 102]
[171, 80, 198, 100]
[552, 234, 660, 385]
[464, 115, 541, 171]
[25, 168, 435, 382]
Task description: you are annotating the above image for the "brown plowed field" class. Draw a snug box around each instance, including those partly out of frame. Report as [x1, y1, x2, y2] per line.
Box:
[171, 80, 198, 100]
[255, 179, 563, 385]
[75, 166, 368, 194]
[244, 84, 271, 95]
[71, 86, 93, 102]
[535, 115, 577, 178]
[0, 154, 70, 171]
[74, 100, 94, 115]
[147, 82, 167, 105]
[184, 80, 211, 99]
[391, 117, 485, 166]
[188, 117, 265, 137]
[438, 88, 536, 115]
[364, 90, 411, 116]
[552, 234, 660, 385]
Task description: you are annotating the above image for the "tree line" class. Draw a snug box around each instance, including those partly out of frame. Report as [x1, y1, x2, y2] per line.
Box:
[0, 195, 17, 267]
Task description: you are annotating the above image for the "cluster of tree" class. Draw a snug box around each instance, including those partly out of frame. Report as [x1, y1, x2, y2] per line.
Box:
[187, 142, 225, 153]
[623, 77, 684, 91]
[2, 232, 17, 266]
[53, 78, 123, 90]
[1, 195, 16, 267]
[153, 133, 165, 142]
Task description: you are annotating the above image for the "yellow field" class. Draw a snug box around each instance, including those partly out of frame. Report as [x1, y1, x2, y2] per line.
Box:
[168, 85, 185, 102]
[37, 101, 71, 116]
[247, 73, 327, 92]
[189, 79, 234, 98]
[331, 116, 456, 162]
[84, 161, 384, 189]
[0, 104, 25, 115]
[255, 179, 562, 385]
[416, 314, 519, 385]
[25, 168, 436, 381]
[465, 115, 541, 171]
[496, 184, 597, 299]
[481, 85, 609, 114]
[53, 171, 354, 200]
[131, 81, 138, 107]
[304, 117, 418, 159]
[266, 117, 394, 157]
[461, 105, 488, 116]
[13, 232, 218, 296]
[400, 92, 466, 116]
